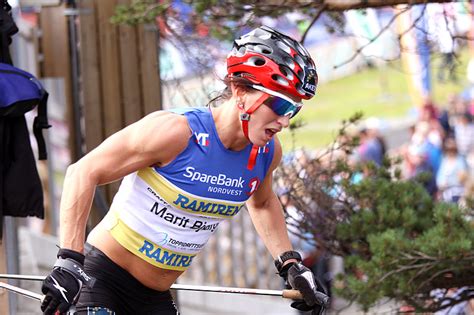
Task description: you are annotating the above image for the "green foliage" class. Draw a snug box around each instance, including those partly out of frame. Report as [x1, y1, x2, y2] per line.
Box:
[276, 119, 474, 312]
[111, 0, 262, 39]
[112, 0, 170, 25]
[340, 169, 473, 311]
[336, 198, 474, 311]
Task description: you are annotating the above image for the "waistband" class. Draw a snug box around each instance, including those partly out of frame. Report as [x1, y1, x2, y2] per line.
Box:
[84, 243, 172, 297]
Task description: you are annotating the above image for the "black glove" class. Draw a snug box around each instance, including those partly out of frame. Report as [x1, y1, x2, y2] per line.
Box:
[41, 248, 95, 315]
[286, 262, 330, 315]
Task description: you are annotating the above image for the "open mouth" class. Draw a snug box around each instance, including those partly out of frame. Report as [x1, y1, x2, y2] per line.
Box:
[265, 128, 279, 138]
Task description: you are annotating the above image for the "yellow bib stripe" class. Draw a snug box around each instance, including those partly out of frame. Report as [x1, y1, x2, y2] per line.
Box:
[107, 211, 196, 271]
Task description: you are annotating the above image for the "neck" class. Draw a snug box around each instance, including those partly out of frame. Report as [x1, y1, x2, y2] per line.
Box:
[211, 99, 250, 151]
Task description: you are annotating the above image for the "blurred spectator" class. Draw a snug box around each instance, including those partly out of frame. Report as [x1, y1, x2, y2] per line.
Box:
[418, 100, 445, 148]
[438, 93, 458, 136]
[452, 113, 474, 157]
[356, 118, 386, 167]
[432, 287, 473, 315]
[448, 96, 470, 122]
[402, 144, 437, 196]
[411, 121, 443, 177]
[366, 117, 387, 157]
[436, 138, 468, 203]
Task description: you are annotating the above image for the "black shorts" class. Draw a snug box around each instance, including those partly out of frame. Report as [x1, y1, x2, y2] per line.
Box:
[75, 245, 179, 315]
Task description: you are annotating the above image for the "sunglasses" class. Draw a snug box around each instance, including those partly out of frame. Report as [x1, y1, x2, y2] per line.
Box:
[251, 85, 303, 118]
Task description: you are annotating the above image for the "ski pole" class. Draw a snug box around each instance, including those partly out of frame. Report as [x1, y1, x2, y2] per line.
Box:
[0, 281, 43, 301]
[0, 281, 77, 314]
[0, 273, 303, 300]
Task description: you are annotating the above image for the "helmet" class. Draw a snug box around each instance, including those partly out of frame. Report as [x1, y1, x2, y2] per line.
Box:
[227, 26, 317, 100]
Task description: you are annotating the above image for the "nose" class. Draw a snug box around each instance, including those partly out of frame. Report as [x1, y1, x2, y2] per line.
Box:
[277, 114, 290, 128]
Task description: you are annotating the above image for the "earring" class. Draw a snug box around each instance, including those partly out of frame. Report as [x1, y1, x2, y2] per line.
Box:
[237, 99, 244, 110]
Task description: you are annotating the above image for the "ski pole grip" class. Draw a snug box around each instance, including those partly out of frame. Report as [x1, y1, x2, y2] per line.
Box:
[282, 289, 303, 300]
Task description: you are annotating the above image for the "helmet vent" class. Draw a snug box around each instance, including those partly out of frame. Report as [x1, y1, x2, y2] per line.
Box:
[279, 66, 294, 80]
[295, 55, 305, 69]
[295, 83, 306, 96]
[254, 44, 273, 55]
[272, 74, 289, 86]
[297, 69, 304, 79]
[294, 43, 306, 56]
[284, 57, 295, 69]
[276, 40, 291, 54]
[236, 46, 246, 57]
[247, 56, 266, 66]
[254, 28, 271, 40]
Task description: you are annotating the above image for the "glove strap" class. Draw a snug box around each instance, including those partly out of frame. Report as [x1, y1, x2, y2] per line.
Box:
[54, 258, 95, 289]
[274, 250, 302, 275]
[57, 248, 85, 265]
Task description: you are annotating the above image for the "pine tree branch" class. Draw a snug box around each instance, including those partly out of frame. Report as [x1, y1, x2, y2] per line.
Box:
[377, 262, 434, 283]
[301, 4, 327, 44]
[334, 5, 411, 68]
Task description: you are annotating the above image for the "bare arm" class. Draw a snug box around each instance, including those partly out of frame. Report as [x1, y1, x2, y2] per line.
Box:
[59, 111, 191, 253]
[245, 138, 293, 259]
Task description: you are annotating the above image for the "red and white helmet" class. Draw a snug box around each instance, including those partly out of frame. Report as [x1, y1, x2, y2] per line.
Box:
[227, 26, 318, 100]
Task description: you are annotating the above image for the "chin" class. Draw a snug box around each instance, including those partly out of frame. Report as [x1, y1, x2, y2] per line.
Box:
[251, 137, 270, 147]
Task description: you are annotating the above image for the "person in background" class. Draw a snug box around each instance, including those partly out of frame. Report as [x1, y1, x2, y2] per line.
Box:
[452, 112, 474, 157]
[356, 126, 384, 167]
[410, 121, 443, 184]
[418, 100, 445, 149]
[436, 137, 468, 203]
[402, 144, 437, 197]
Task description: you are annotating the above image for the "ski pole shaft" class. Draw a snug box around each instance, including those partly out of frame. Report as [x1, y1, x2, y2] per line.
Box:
[0, 274, 303, 299]
[0, 274, 44, 281]
[0, 281, 77, 313]
[170, 283, 303, 299]
[0, 281, 43, 301]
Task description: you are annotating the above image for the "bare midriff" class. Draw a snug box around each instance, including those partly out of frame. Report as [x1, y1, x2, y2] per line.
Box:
[86, 221, 184, 292]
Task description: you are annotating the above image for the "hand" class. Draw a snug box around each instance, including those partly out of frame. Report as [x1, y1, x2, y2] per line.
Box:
[41, 266, 81, 314]
[41, 249, 94, 315]
[286, 262, 330, 315]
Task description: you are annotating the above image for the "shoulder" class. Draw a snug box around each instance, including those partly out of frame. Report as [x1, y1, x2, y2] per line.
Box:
[138, 111, 190, 140]
[142, 110, 190, 127]
[130, 111, 192, 164]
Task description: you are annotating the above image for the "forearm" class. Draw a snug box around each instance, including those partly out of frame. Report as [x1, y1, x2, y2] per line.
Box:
[59, 163, 97, 253]
[247, 194, 293, 259]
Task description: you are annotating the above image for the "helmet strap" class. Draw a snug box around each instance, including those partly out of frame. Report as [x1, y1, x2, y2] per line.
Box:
[239, 93, 268, 141]
[238, 93, 268, 170]
[247, 145, 259, 171]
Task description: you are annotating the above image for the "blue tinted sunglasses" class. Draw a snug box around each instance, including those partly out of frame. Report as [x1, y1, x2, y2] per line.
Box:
[251, 85, 303, 118]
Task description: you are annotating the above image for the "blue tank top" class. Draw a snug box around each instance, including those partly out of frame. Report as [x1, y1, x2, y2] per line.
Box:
[105, 107, 275, 271]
